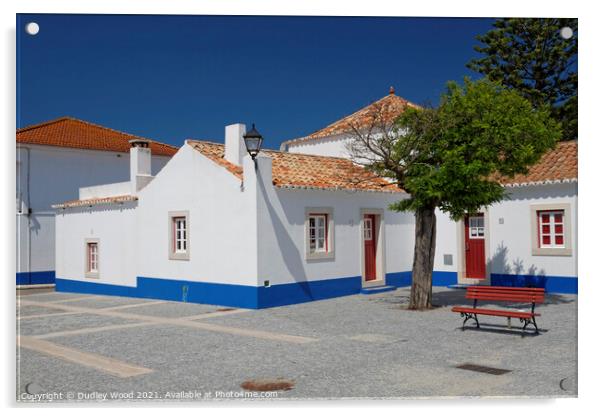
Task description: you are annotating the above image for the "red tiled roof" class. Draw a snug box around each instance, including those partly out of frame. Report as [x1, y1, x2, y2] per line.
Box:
[17, 117, 178, 156]
[499, 140, 578, 186]
[283, 90, 420, 146]
[52, 194, 138, 209]
[188, 140, 402, 193]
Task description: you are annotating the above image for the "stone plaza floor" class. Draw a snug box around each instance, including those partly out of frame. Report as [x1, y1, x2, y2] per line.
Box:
[16, 286, 577, 401]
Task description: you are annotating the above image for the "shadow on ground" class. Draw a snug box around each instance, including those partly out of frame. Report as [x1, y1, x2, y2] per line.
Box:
[372, 287, 576, 310]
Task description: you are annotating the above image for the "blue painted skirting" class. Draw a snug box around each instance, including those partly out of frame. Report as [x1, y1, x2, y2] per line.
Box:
[385, 270, 457, 287]
[54, 271, 577, 309]
[16, 270, 56, 285]
[56, 275, 362, 309]
[386, 271, 412, 287]
[490, 273, 577, 294]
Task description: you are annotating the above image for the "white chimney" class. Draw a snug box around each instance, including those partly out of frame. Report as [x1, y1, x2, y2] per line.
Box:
[129, 139, 153, 193]
[224, 123, 247, 166]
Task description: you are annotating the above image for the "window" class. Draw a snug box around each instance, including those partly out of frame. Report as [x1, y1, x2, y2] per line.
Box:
[85, 239, 99, 278]
[305, 208, 334, 260]
[173, 217, 187, 253]
[538, 210, 564, 248]
[530, 204, 572, 256]
[309, 214, 328, 253]
[468, 216, 485, 239]
[363, 217, 373, 240]
[169, 211, 190, 260]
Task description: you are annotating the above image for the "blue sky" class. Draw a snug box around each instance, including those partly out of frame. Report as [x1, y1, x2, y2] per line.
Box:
[17, 14, 494, 149]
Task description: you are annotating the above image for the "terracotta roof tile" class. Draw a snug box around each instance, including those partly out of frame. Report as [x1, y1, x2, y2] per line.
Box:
[17, 117, 178, 156]
[498, 140, 577, 186]
[188, 141, 243, 178]
[52, 194, 138, 209]
[283, 92, 420, 146]
[188, 140, 402, 193]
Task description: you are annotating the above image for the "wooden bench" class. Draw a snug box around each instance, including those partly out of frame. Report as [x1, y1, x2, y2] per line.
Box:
[451, 286, 545, 334]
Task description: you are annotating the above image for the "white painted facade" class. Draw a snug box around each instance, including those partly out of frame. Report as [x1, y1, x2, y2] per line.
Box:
[54, 122, 578, 306]
[283, 133, 351, 158]
[284, 132, 578, 293]
[16, 143, 171, 284]
[54, 125, 416, 307]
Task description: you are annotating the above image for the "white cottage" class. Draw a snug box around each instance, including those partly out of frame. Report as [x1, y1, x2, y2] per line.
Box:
[16, 117, 177, 285]
[53, 90, 578, 308]
[54, 124, 415, 308]
[283, 89, 578, 294]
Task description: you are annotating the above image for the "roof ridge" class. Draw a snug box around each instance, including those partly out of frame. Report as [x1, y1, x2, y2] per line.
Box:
[17, 116, 179, 151]
[16, 116, 73, 134]
[303, 93, 393, 139]
[187, 139, 351, 162]
[67, 117, 179, 150]
[282, 92, 420, 145]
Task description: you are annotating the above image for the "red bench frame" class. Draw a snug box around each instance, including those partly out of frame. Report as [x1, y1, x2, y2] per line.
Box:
[451, 286, 545, 334]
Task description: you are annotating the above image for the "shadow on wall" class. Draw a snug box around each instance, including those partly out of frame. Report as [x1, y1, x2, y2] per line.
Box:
[487, 242, 579, 296]
[256, 168, 311, 297]
[488, 242, 550, 289]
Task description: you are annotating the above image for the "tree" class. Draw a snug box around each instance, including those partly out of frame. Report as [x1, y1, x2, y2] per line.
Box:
[347, 79, 561, 309]
[467, 18, 577, 140]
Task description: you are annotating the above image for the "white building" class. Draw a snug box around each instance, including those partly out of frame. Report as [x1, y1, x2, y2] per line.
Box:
[283, 89, 578, 294]
[52, 90, 577, 308]
[54, 123, 416, 308]
[16, 117, 177, 285]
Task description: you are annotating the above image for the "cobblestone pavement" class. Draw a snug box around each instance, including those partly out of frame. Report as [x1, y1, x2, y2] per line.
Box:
[16, 287, 577, 401]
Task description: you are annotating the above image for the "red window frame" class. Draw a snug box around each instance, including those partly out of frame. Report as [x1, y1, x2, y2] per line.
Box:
[308, 213, 329, 253]
[537, 210, 565, 248]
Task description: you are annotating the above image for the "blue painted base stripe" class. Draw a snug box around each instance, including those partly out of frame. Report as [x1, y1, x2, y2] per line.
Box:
[385, 271, 458, 287]
[56, 275, 363, 309]
[490, 273, 577, 294]
[54, 271, 577, 309]
[386, 271, 412, 287]
[17, 271, 56, 285]
[258, 276, 361, 308]
[432, 271, 458, 287]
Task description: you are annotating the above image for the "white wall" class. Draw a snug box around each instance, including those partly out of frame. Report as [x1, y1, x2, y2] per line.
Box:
[134, 144, 258, 286]
[286, 134, 352, 158]
[433, 182, 578, 280]
[487, 183, 577, 278]
[55, 202, 138, 286]
[255, 160, 414, 286]
[16, 144, 172, 277]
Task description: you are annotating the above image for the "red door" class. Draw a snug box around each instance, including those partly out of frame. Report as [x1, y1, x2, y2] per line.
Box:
[464, 214, 486, 279]
[363, 214, 377, 281]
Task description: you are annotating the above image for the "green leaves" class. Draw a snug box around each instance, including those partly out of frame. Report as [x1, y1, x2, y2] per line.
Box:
[386, 79, 561, 221]
[467, 18, 577, 140]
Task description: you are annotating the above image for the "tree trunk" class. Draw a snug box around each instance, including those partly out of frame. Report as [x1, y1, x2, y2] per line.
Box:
[408, 206, 437, 310]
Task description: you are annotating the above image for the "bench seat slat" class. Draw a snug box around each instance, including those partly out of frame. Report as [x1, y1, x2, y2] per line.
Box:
[467, 286, 545, 292]
[451, 306, 539, 319]
[465, 294, 545, 303]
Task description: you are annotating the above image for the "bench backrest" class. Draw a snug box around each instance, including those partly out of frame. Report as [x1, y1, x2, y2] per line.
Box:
[466, 286, 545, 304]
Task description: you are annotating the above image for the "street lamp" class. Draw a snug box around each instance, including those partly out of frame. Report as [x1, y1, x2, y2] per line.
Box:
[243, 123, 263, 160]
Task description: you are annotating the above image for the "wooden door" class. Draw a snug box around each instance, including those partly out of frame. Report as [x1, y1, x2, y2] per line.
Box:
[363, 214, 377, 281]
[464, 214, 486, 279]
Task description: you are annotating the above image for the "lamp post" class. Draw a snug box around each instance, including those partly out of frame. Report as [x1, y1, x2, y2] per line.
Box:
[243, 123, 263, 161]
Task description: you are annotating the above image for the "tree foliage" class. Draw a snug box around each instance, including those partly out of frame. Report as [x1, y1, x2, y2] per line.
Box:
[346, 79, 561, 309]
[467, 18, 577, 140]
[348, 78, 562, 220]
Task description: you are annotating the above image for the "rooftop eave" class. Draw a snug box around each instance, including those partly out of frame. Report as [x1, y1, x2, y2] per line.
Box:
[52, 195, 138, 209]
[502, 177, 578, 188]
[275, 184, 404, 194]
